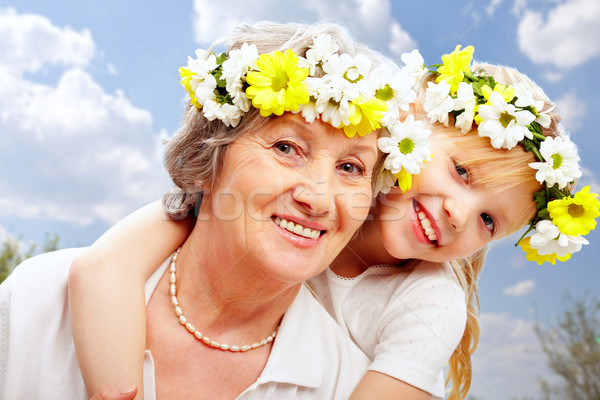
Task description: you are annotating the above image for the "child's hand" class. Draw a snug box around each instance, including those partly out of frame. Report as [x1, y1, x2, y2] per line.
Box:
[90, 386, 138, 400]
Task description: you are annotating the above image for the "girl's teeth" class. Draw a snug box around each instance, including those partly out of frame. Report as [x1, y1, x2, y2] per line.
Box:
[275, 218, 320, 239]
[416, 207, 437, 242]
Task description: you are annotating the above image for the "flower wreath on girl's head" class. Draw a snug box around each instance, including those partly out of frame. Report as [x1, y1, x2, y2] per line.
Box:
[178, 36, 599, 265]
[416, 45, 599, 265]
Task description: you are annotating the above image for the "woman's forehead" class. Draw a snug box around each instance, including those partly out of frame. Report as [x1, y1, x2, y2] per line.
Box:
[258, 114, 378, 153]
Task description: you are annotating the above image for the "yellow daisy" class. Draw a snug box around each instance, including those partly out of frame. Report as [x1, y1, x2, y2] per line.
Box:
[548, 186, 600, 236]
[481, 84, 515, 103]
[245, 49, 310, 117]
[395, 168, 412, 193]
[436, 45, 474, 94]
[342, 97, 387, 138]
[179, 67, 202, 110]
[519, 237, 571, 265]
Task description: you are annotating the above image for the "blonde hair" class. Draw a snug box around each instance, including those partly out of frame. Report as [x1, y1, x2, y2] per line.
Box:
[413, 63, 565, 399]
[163, 22, 393, 217]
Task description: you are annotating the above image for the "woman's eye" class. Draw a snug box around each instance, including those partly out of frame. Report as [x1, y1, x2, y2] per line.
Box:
[481, 213, 495, 232]
[454, 162, 469, 182]
[338, 162, 364, 175]
[274, 141, 296, 155]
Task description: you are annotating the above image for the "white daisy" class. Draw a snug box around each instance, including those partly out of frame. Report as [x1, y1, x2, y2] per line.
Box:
[193, 74, 217, 106]
[202, 94, 243, 127]
[400, 49, 428, 82]
[374, 168, 397, 195]
[369, 64, 416, 127]
[222, 43, 259, 113]
[529, 220, 588, 257]
[513, 83, 552, 128]
[529, 136, 582, 189]
[378, 115, 432, 175]
[323, 53, 374, 98]
[304, 34, 338, 75]
[453, 82, 476, 133]
[184, 50, 218, 96]
[371, 65, 417, 110]
[477, 91, 536, 149]
[309, 75, 355, 127]
[423, 81, 454, 127]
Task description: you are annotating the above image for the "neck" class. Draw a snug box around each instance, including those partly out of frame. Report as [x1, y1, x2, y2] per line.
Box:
[174, 215, 299, 339]
[331, 215, 405, 278]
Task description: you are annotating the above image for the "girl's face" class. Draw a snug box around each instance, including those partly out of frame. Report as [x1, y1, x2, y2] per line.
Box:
[377, 127, 540, 263]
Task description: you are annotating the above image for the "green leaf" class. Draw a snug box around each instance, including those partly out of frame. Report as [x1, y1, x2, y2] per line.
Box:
[534, 189, 547, 210]
[215, 52, 227, 65]
[212, 69, 227, 88]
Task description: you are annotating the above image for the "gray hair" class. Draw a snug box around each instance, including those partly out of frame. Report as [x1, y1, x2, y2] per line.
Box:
[163, 22, 392, 217]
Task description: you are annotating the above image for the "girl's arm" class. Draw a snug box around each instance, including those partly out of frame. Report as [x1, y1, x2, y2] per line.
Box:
[68, 200, 194, 399]
[350, 371, 431, 400]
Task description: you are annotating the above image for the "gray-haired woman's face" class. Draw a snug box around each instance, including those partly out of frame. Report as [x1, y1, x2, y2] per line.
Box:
[203, 112, 378, 284]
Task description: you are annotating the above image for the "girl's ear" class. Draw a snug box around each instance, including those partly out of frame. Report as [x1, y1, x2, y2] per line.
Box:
[411, 99, 424, 115]
[399, 101, 423, 123]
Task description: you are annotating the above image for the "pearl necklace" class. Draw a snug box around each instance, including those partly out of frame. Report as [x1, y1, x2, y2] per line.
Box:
[169, 247, 278, 352]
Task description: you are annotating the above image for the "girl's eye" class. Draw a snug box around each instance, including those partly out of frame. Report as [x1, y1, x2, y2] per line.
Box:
[454, 162, 469, 182]
[338, 162, 364, 175]
[481, 213, 495, 232]
[274, 141, 297, 155]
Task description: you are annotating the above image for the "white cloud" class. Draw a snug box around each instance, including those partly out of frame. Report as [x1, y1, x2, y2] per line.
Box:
[0, 7, 95, 74]
[542, 70, 563, 82]
[0, 9, 171, 226]
[516, 0, 600, 68]
[580, 167, 600, 194]
[504, 280, 536, 296]
[469, 312, 553, 399]
[555, 91, 588, 133]
[191, 0, 416, 59]
[512, 0, 528, 16]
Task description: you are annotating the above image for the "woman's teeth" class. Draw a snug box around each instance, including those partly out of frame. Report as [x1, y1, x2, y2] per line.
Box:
[274, 217, 321, 239]
[417, 211, 438, 243]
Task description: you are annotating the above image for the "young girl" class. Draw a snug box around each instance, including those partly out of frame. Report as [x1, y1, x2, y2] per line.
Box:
[69, 45, 598, 400]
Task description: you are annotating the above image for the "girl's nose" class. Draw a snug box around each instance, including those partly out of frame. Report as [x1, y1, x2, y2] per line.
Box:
[443, 197, 469, 232]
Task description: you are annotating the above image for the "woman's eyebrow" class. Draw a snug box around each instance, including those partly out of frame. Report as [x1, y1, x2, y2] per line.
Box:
[350, 144, 378, 158]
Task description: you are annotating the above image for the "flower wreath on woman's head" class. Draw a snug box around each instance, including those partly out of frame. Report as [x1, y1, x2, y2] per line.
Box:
[178, 35, 599, 265]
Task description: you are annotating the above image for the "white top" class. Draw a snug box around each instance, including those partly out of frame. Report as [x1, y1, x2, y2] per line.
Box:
[307, 260, 467, 399]
[0, 248, 369, 400]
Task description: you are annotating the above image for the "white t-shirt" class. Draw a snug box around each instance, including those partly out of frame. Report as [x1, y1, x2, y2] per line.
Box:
[0, 248, 369, 400]
[307, 260, 467, 399]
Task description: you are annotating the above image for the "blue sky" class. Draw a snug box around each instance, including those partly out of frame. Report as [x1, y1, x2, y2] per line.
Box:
[1, 0, 598, 398]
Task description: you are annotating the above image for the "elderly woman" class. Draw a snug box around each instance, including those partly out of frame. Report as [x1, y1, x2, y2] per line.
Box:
[0, 22, 409, 399]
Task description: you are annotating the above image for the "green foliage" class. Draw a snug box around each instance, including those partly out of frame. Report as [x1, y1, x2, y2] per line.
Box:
[536, 293, 600, 400]
[0, 233, 60, 285]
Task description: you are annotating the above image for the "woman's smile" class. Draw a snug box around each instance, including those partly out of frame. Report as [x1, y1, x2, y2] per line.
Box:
[271, 216, 325, 248]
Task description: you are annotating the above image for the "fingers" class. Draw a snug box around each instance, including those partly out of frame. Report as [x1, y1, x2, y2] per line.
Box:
[90, 386, 138, 400]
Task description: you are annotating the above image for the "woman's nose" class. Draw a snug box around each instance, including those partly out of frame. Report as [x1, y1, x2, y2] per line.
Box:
[292, 166, 334, 216]
[443, 196, 469, 232]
